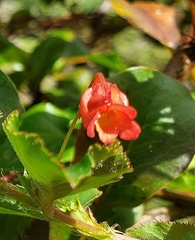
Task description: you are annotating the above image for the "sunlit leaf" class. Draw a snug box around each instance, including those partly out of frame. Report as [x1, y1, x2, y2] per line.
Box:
[3, 111, 132, 201]
[110, 67, 195, 198]
[2, 110, 70, 201]
[0, 33, 28, 63]
[64, 139, 132, 189]
[0, 179, 43, 218]
[56, 188, 101, 212]
[89, 53, 127, 72]
[166, 169, 195, 198]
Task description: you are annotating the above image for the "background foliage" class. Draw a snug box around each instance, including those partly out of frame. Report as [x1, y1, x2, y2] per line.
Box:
[1, 0, 195, 239]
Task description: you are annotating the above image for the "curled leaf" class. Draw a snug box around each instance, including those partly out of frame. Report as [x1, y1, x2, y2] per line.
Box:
[110, 0, 181, 49]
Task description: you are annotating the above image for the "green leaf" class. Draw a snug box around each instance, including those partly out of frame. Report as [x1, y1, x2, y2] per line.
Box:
[0, 214, 32, 240]
[63, 154, 94, 189]
[109, 67, 195, 198]
[0, 139, 23, 173]
[30, 37, 66, 83]
[0, 33, 28, 63]
[0, 179, 44, 218]
[56, 188, 101, 212]
[65, 140, 133, 191]
[48, 29, 89, 57]
[3, 110, 132, 203]
[49, 221, 72, 240]
[19, 102, 74, 155]
[99, 185, 145, 208]
[89, 53, 127, 72]
[106, 205, 143, 232]
[0, 70, 23, 172]
[127, 221, 195, 240]
[166, 170, 195, 195]
[0, 70, 22, 144]
[70, 0, 104, 13]
[2, 110, 70, 202]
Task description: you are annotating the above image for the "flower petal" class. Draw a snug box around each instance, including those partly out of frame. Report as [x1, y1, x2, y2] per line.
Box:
[87, 112, 100, 138]
[90, 72, 106, 87]
[79, 72, 141, 144]
[111, 86, 129, 106]
[108, 104, 137, 120]
[95, 110, 120, 144]
[120, 121, 141, 140]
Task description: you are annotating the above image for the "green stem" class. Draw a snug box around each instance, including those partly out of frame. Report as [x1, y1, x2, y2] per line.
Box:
[58, 111, 80, 162]
[53, 208, 114, 239]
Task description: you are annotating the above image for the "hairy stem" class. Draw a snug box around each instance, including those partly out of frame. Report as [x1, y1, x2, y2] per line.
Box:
[53, 208, 114, 239]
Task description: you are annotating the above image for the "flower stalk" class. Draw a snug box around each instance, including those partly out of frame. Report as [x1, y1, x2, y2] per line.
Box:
[58, 111, 80, 162]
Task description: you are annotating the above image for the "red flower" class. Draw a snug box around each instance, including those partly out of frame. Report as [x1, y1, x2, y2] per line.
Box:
[79, 73, 141, 144]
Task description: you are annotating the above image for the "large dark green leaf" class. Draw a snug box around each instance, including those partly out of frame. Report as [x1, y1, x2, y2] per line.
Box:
[109, 67, 195, 198]
[0, 70, 22, 143]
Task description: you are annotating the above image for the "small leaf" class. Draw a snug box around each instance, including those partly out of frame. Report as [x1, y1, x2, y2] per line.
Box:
[64, 139, 132, 189]
[72, 140, 133, 190]
[110, 0, 181, 48]
[56, 188, 101, 212]
[63, 154, 94, 189]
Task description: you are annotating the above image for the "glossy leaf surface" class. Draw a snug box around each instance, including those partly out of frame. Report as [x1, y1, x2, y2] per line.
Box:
[110, 67, 195, 198]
